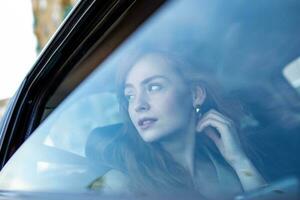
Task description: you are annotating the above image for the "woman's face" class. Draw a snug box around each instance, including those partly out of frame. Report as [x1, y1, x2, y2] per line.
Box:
[124, 55, 195, 142]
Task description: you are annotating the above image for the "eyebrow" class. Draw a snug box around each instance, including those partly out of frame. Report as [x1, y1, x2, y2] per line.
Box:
[125, 75, 170, 89]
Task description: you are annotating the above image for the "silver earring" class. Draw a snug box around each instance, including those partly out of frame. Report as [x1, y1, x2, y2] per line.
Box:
[195, 105, 201, 114]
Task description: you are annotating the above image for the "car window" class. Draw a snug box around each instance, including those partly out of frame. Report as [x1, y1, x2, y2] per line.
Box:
[1, 0, 300, 199]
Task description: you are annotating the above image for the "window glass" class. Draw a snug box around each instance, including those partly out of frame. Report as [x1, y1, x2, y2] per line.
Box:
[1, 0, 300, 199]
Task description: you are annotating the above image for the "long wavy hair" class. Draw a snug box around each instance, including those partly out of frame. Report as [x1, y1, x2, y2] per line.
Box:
[101, 51, 248, 193]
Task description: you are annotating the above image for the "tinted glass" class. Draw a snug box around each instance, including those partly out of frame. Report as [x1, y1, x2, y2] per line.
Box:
[1, 0, 300, 199]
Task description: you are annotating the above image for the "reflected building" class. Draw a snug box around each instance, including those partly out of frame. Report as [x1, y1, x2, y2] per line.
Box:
[32, 0, 77, 52]
[0, 99, 9, 120]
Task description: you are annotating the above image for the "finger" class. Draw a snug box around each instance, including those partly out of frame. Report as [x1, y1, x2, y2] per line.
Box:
[202, 109, 233, 126]
[197, 115, 230, 133]
[204, 127, 223, 150]
[197, 117, 235, 146]
[196, 109, 236, 140]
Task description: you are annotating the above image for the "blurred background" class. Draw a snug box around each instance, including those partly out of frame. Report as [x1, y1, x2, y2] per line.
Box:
[0, 0, 77, 120]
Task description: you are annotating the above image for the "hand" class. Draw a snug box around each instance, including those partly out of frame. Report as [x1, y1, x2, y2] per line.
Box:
[196, 109, 247, 166]
[196, 109, 267, 190]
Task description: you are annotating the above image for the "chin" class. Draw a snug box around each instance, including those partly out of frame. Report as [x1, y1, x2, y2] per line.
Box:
[140, 130, 162, 143]
[140, 129, 170, 143]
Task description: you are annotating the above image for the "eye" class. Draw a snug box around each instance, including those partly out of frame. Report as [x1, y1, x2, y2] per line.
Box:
[148, 83, 162, 92]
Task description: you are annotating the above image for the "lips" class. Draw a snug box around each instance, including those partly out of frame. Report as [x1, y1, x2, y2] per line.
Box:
[138, 117, 158, 130]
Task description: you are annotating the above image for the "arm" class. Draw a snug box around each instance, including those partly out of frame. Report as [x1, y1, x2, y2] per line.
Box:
[229, 154, 266, 191]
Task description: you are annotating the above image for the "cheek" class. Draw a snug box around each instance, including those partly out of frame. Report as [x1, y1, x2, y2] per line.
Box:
[156, 90, 192, 119]
[127, 105, 136, 123]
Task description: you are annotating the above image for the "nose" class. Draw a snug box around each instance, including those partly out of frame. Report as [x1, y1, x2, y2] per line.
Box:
[134, 93, 150, 112]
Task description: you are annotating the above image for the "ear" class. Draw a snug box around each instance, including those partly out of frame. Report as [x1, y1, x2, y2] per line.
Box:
[192, 85, 206, 107]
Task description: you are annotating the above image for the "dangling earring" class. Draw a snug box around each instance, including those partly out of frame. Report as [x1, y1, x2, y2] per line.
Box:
[195, 105, 201, 114]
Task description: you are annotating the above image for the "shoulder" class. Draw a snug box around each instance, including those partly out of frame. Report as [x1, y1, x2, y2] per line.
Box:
[95, 169, 132, 194]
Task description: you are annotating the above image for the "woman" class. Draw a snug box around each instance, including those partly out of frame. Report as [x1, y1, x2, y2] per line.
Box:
[92, 52, 266, 199]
